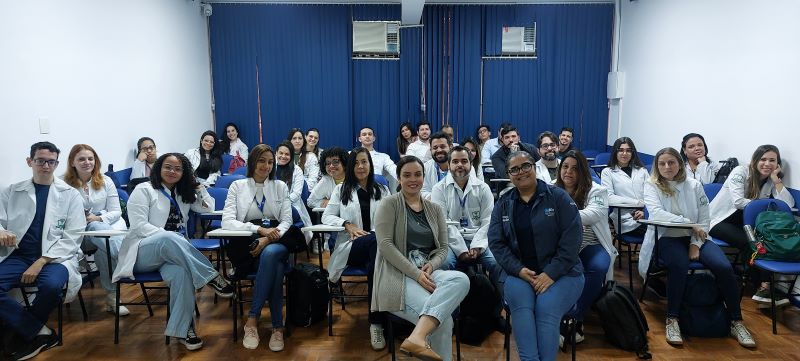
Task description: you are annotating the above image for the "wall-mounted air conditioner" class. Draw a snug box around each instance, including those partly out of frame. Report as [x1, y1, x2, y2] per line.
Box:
[501, 24, 536, 56]
[353, 21, 400, 59]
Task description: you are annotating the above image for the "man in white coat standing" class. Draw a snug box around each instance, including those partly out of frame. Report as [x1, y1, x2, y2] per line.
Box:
[0, 142, 85, 360]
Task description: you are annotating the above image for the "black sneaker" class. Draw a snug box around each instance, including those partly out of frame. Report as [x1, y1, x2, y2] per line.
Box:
[179, 326, 203, 351]
[208, 275, 234, 298]
[11, 333, 58, 361]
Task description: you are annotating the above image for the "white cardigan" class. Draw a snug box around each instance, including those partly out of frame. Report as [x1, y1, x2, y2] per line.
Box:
[322, 183, 389, 281]
[430, 172, 494, 256]
[601, 165, 650, 234]
[227, 139, 249, 161]
[185, 148, 221, 187]
[113, 182, 213, 282]
[638, 178, 709, 280]
[307, 175, 337, 209]
[222, 178, 292, 236]
[709, 165, 795, 229]
[579, 183, 618, 281]
[0, 178, 86, 301]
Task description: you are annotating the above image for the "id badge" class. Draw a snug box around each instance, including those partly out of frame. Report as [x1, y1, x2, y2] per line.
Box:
[459, 216, 469, 228]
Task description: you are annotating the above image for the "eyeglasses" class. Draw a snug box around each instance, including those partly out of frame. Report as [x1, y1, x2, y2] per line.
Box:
[508, 162, 533, 176]
[325, 159, 341, 167]
[32, 159, 59, 167]
[163, 165, 183, 173]
[140, 145, 156, 152]
[540, 143, 557, 149]
[617, 148, 633, 154]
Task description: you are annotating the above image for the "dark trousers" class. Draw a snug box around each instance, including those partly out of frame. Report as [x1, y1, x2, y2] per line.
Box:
[346, 233, 382, 325]
[710, 209, 767, 286]
[0, 255, 68, 340]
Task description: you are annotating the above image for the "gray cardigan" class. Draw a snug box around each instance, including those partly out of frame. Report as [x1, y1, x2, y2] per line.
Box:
[371, 192, 449, 312]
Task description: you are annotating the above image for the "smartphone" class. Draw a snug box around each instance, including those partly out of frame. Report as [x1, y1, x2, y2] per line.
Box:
[249, 239, 259, 251]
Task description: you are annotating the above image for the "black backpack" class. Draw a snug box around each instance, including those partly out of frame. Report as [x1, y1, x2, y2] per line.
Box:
[595, 281, 651, 359]
[457, 267, 501, 346]
[713, 158, 739, 184]
[289, 262, 329, 327]
[679, 273, 730, 337]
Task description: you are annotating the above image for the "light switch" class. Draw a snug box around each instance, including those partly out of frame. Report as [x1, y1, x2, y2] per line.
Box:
[39, 117, 50, 134]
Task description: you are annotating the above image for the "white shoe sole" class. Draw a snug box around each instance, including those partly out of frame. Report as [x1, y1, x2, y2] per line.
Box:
[106, 304, 131, 316]
[179, 339, 203, 351]
[752, 295, 790, 306]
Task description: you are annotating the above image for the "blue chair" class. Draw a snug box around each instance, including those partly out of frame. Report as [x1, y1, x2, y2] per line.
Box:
[591, 173, 601, 185]
[744, 199, 800, 334]
[613, 207, 648, 291]
[703, 184, 735, 250]
[105, 166, 132, 190]
[374, 174, 389, 187]
[582, 149, 600, 160]
[590, 152, 610, 173]
[215, 174, 245, 189]
[232, 166, 247, 176]
[300, 181, 311, 205]
[221, 154, 233, 174]
[200, 187, 228, 230]
[326, 233, 370, 337]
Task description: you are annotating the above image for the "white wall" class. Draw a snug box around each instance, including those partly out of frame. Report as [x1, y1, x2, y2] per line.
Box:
[611, 0, 800, 185]
[0, 0, 213, 188]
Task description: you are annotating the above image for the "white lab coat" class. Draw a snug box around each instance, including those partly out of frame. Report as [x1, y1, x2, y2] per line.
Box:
[638, 178, 709, 280]
[421, 159, 448, 199]
[684, 160, 720, 185]
[370, 149, 398, 193]
[227, 139, 249, 161]
[307, 175, 338, 209]
[535, 158, 560, 184]
[0, 178, 86, 301]
[281, 165, 313, 242]
[71, 175, 127, 231]
[301, 152, 320, 191]
[578, 183, 618, 281]
[113, 182, 213, 282]
[131, 158, 157, 179]
[322, 183, 389, 281]
[709, 165, 795, 229]
[185, 148, 221, 187]
[430, 172, 494, 256]
[222, 178, 293, 236]
[406, 139, 432, 163]
[601, 165, 650, 234]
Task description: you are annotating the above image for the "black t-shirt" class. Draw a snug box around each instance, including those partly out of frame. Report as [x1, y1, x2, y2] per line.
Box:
[357, 187, 371, 231]
[514, 197, 540, 273]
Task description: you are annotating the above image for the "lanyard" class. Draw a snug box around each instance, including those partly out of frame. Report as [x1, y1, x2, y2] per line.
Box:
[453, 186, 469, 227]
[437, 167, 448, 182]
[253, 194, 266, 213]
[160, 188, 186, 235]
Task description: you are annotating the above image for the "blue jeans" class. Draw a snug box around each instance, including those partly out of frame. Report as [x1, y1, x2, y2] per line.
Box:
[504, 273, 584, 361]
[249, 243, 289, 327]
[84, 221, 123, 293]
[658, 236, 741, 320]
[443, 247, 502, 284]
[573, 244, 610, 321]
[0, 255, 68, 340]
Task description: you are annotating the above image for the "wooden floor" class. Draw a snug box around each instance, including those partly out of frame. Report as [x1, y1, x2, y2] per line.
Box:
[23, 251, 800, 361]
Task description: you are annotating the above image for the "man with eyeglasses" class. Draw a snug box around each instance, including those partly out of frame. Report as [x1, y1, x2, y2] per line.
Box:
[0, 142, 86, 360]
[357, 126, 397, 192]
[535, 131, 561, 184]
[421, 132, 452, 199]
[490, 126, 539, 179]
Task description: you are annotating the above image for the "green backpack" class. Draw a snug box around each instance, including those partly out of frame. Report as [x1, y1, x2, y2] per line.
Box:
[751, 210, 800, 263]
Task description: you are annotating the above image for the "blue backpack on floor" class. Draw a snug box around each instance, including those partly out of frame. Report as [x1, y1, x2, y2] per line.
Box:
[679, 273, 730, 337]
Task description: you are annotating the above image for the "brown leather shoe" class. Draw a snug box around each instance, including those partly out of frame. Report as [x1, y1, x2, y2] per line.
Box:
[399, 338, 443, 361]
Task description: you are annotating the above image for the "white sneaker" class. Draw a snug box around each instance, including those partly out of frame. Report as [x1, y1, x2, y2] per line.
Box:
[242, 325, 259, 349]
[665, 318, 683, 345]
[730, 321, 756, 348]
[269, 330, 284, 352]
[370, 324, 386, 350]
[105, 294, 130, 316]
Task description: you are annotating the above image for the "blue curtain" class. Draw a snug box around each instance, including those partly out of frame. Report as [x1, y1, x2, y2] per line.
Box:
[209, 3, 613, 156]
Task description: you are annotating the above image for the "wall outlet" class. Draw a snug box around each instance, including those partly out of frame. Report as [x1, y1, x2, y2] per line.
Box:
[39, 117, 50, 134]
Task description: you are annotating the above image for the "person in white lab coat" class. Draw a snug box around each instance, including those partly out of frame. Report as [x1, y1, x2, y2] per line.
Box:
[358, 126, 398, 192]
[534, 131, 561, 184]
[322, 147, 390, 351]
[185, 130, 223, 187]
[63, 144, 130, 316]
[113, 153, 234, 351]
[601, 137, 650, 237]
[680, 133, 720, 185]
[638, 147, 755, 348]
[709, 144, 795, 305]
[307, 147, 348, 209]
[406, 120, 433, 163]
[0, 142, 85, 360]
[287, 128, 320, 191]
[421, 132, 452, 199]
[555, 150, 617, 344]
[460, 138, 484, 181]
[220, 122, 250, 162]
[305, 127, 323, 158]
[131, 137, 158, 179]
[222, 144, 299, 352]
[274, 142, 313, 243]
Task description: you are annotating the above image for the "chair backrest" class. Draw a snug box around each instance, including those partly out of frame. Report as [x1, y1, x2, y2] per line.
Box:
[743, 199, 793, 227]
[703, 183, 723, 202]
[215, 174, 245, 189]
[221, 154, 233, 174]
[206, 187, 228, 211]
[300, 180, 311, 204]
[232, 166, 247, 176]
[594, 152, 611, 167]
[592, 173, 601, 185]
[582, 149, 599, 159]
[374, 174, 389, 187]
[105, 166, 132, 189]
[117, 188, 129, 204]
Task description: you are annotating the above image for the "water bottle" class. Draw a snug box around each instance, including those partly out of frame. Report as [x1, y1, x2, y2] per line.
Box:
[743, 224, 757, 243]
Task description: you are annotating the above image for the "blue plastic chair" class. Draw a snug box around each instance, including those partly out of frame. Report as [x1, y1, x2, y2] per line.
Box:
[221, 154, 233, 174]
[326, 233, 370, 336]
[703, 183, 734, 249]
[215, 174, 245, 189]
[582, 149, 599, 160]
[374, 174, 389, 187]
[232, 166, 247, 176]
[105, 166, 132, 190]
[590, 152, 610, 173]
[744, 199, 800, 334]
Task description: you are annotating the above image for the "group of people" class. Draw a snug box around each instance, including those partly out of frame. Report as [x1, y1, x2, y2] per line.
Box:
[0, 120, 794, 361]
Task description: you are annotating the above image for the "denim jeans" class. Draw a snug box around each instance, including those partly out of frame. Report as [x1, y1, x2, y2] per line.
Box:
[443, 246, 502, 284]
[658, 236, 741, 320]
[390, 270, 469, 361]
[503, 273, 584, 361]
[573, 244, 610, 321]
[249, 243, 289, 327]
